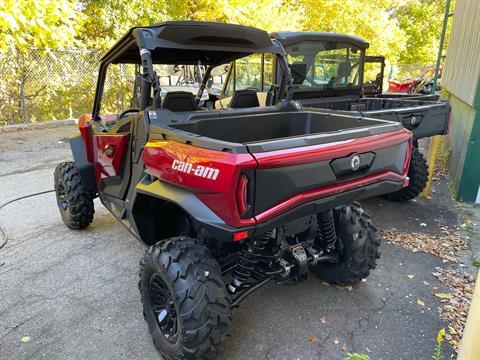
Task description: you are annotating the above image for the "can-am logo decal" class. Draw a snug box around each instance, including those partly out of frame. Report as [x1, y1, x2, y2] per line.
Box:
[172, 160, 220, 180]
[350, 153, 361, 171]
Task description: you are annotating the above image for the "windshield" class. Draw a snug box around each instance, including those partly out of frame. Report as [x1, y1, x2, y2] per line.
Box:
[285, 41, 364, 91]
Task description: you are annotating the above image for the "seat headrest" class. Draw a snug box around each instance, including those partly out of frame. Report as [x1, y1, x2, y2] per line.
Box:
[337, 61, 352, 77]
[229, 89, 260, 108]
[289, 63, 307, 85]
[162, 91, 197, 112]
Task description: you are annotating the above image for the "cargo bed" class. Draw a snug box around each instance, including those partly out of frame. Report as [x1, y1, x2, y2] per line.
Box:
[149, 109, 403, 153]
[300, 97, 450, 140]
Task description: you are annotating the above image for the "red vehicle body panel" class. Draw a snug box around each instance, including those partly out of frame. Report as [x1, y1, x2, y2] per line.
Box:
[387, 81, 414, 93]
[92, 134, 130, 186]
[143, 141, 257, 227]
[143, 128, 412, 228]
[78, 114, 130, 188]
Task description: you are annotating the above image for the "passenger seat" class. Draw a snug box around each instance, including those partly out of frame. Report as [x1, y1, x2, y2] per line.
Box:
[162, 91, 197, 112]
[229, 89, 260, 108]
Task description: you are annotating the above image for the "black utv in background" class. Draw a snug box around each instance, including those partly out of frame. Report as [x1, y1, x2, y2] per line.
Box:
[218, 31, 450, 201]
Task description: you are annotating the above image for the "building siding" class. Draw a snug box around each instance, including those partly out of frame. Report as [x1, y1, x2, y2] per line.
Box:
[447, 95, 476, 195]
[443, 0, 480, 106]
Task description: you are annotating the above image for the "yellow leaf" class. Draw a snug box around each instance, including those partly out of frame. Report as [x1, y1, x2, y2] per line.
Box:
[437, 328, 445, 344]
[435, 293, 453, 300]
[20, 336, 31, 343]
[333, 338, 340, 345]
[407, 274, 415, 279]
[417, 299, 425, 307]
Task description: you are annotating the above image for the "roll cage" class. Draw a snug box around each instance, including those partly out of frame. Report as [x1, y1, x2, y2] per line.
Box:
[92, 21, 291, 120]
[270, 32, 370, 99]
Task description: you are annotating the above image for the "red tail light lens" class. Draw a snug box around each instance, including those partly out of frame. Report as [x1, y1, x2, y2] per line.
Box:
[403, 138, 413, 175]
[236, 174, 250, 216]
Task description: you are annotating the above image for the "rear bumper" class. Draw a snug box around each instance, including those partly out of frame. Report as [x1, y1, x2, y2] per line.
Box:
[135, 174, 406, 243]
[254, 177, 404, 235]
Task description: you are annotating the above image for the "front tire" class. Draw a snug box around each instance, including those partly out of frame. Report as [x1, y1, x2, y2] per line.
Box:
[311, 204, 380, 285]
[54, 162, 94, 229]
[382, 147, 428, 202]
[139, 237, 231, 359]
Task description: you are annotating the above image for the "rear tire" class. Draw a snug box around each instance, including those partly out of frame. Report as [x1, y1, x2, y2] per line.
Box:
[139, 237, 231, 359]
[311, 204, 380, 285]
[382, 147, 428, 202]
[54, 162, 94, 229]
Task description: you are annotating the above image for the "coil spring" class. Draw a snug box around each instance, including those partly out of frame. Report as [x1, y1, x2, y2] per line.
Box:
[316, 209, 337, 252]
[229, 231, 273, 292]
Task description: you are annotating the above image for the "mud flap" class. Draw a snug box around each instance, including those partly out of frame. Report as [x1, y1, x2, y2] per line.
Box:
[69, 134, 96, 192]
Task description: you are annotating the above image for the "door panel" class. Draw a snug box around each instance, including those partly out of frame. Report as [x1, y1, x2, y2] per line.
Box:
[91, 115, 135, 199]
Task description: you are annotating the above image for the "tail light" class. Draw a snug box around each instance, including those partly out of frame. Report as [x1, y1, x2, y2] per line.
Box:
[236, 174, 250, 216]
[403, 138, 413, 175]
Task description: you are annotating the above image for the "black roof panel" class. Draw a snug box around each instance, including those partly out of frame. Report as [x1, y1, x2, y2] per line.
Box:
[271, 32, 369, 50]
[102, 21, 284, 65]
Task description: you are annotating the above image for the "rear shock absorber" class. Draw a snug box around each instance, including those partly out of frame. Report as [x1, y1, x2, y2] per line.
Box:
[315, 209, 337, 252]
[228, 231, 273, 293]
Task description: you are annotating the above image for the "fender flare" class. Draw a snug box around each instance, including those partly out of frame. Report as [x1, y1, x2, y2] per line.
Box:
[131, 178, 254, 242]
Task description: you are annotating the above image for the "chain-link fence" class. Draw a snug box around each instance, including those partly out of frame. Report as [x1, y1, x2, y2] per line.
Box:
[0, 49, 229, 126]
[0, 49, 107, 126]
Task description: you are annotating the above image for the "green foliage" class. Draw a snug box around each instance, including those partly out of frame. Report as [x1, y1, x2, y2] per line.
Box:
[0, 0, 453, 125]
[300, 0, 406, 65]
[396, 0, 454, 67]
[0, 0, 78, 52]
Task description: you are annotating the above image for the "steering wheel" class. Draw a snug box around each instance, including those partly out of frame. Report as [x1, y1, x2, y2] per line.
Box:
[117, 108, 139, 121]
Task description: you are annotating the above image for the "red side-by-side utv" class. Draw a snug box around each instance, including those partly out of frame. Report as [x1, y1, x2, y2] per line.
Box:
[55, 22, 412, 359]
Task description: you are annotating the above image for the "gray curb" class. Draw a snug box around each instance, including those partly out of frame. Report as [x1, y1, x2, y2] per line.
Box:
[0, 119, 76, 133]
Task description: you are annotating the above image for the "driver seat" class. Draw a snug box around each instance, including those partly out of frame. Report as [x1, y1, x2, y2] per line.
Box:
[162, 91, 197, 112]
[329, 61, 352, 86]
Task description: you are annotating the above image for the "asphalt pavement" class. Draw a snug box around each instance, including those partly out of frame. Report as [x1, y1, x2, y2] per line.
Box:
[0, 125, 458, 359]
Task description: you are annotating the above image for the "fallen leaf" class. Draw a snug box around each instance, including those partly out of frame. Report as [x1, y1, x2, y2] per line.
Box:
[333, 338, 340, 345]
[417, 299, 425, 307]
[309, 335, 317, 343]
[319, 316, 327, 324]
[420, 223, 427, 227]
[20, 336, 31, 343]
[435, 293, 453, 300]
[449, 339, 459, 348]
[341, 343, 348, 352]
[407, 274, 416, 279]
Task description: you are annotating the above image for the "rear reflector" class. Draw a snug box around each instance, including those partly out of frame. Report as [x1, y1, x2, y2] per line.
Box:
[236, 174, 249, 216]
[233, 231, 248, 241]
